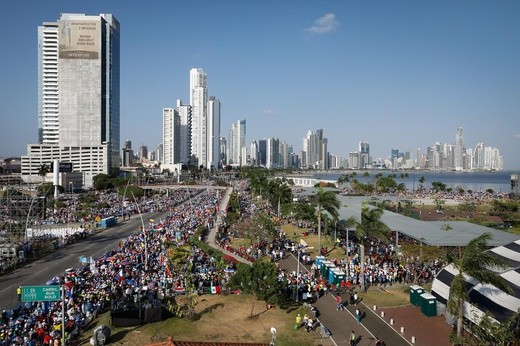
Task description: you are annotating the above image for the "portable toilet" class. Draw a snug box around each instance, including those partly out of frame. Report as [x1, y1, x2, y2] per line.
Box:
[320, 260, 332, 277]
[324, 262, 336, 279]
[420, 293, 437, 317]
[331, 269, 346, 285]
[315, 256, 325, 269]
[409, 285, 424, 306]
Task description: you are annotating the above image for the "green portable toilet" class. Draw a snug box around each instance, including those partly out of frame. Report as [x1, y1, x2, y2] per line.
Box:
[324, 263, 336, 279]
[320, 260, 332, 276]
[409, 285, 424, 306]
[420, 293, 437, 317]
[331, 269, 346, 285]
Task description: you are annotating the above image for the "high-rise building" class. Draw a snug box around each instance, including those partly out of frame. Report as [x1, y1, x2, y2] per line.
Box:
[162, 108, 179, 165]
[23, 13, 120, 187]
[266, 137, 280, 169]
[219, 137, 227, 166]
[250, 140, 258, 166]
[258, 139, 267, 167]
[207, 97, 221, 169]
[122, 140, 134, 167]
[359, 141, 370, 169]
[190, 68, 208, 167]
[454, 127, 464, 171]
[302, 129, 327, 169]
[176, 99, 192, 165]
[229, 120, 246, 165]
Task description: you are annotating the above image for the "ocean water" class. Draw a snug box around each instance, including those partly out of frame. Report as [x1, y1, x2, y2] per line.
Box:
[315, 171, 519, 193]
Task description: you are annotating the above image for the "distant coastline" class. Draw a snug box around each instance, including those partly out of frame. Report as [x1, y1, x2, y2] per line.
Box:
[311, 170, 518, 192]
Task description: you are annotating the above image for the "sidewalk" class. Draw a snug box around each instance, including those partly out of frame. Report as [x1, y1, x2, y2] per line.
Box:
[206, 187, 253, 266]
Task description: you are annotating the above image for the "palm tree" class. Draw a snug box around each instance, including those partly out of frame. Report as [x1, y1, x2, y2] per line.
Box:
[38, 163, 50, 179]
[345, 205, 389, 291]
[268, 178, 292, 217]
[313, 187, 340, 253]
[447, 232, 513, 338]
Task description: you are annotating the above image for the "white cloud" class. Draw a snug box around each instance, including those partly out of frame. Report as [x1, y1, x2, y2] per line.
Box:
[263, 109, 278, 116]
[305, 13, 340, 34]
[516, 133, 520, 139]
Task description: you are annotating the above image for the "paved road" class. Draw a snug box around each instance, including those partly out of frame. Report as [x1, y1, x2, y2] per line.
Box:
[0, 210, 167, 311]
[278, 254, 412, 346]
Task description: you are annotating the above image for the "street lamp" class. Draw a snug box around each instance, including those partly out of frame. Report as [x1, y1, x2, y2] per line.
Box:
[132, 191, 148, 271]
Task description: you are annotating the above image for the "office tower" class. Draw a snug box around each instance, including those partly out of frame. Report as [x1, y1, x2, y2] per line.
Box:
[348, 151, 360, 169]
[190, 68, 208, 167]
[250, 140, 258, 166]
[163, 108, 179, 165]
[302, 129, 327, 169]
[258, 139, 267, 167]
[320, 138, 328, 170]
[155, 144, 163, 164]
[229, 120, 246, 165]
[122, 140, 134, 167]
[266, 137, 280, 169]
[359, 141, 369, 169]
[176, 99, 192, 165]
[454, 127, 464, 171]
[280, 141, 289, 168]
[207, 97, 221, 169]
[23, 13, 120, 187]
[139, 145, 148, 162]
[219, 137, 227, 166]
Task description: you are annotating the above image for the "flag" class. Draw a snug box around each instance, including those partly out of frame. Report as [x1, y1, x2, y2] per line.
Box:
[116, 269, 124, 283]
[90, 256, 97, 274]
[208, 284, 221, 295]
[165, 262, 172, 278]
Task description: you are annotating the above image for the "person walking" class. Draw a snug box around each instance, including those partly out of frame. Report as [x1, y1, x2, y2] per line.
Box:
[350, 330, 356, 345]
[17, 286, 22, 301]
[336, 295, 342, 310]
[355, 307, 361, 323]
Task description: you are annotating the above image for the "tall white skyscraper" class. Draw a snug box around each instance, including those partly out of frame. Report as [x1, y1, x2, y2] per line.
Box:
[229, 120, 246, 165]
[23, 13, 120, 187]
[454, 127, 464, 171]
[207, 96, 221, 169]
[38, 21, 59, 145]
[190, 68, 208, 167]
[162, 108, 179, 165]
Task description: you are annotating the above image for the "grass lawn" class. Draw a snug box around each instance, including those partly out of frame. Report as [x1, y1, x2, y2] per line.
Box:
[75, 294, 322, 346]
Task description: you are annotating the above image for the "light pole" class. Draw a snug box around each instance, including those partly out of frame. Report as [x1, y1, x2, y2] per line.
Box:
[132, 191, 148, 271]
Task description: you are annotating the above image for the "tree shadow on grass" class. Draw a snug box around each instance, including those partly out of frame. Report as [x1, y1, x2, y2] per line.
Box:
[190, 303, 225, 321]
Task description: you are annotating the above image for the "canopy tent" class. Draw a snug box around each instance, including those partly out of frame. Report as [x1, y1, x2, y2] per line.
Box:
[431, 239, 520, 323]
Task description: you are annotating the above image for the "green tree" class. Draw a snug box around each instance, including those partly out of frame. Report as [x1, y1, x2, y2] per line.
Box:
[345, 205, 389, 291]
[431, 181, 447, 193]
[38, 163, 50, 178]
[93, 173, 113, 190]
[433, 197, 445, 212]
[268, 178, 292, 217]
[312, 188, 340, 253]
[227, 261, 288, 306]
[447, 232, 513, 338]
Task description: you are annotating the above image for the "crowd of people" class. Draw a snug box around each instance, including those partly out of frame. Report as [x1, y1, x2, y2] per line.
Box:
[0, 187, 226, 346]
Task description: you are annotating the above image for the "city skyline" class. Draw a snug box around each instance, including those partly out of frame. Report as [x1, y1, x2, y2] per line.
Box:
[1, 1, 519, 169]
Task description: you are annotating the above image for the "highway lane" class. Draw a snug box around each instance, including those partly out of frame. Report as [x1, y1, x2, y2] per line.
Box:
[0, 211, 168, 311]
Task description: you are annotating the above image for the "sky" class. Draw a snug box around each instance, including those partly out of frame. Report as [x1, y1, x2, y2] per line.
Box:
[1, 0, 519, 169]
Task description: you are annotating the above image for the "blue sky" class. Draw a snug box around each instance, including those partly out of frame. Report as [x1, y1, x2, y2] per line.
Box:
[1, 1, 519, 169]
